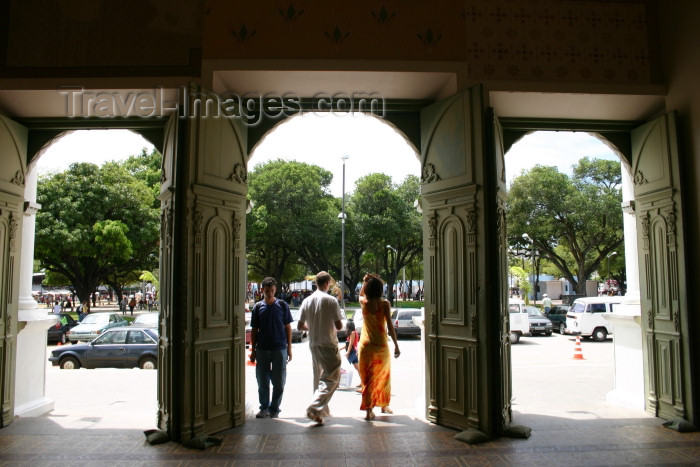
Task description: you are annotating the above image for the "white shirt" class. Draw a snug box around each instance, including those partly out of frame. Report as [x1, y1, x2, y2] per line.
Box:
[299, 290, 344, 347]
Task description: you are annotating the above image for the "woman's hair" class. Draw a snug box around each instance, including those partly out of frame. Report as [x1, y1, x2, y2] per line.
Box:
[346, 320, 356, 332]
[362, 273, 384, 299]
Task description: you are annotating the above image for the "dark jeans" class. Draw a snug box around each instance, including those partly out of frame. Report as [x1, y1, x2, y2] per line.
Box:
[255, 348, 288, 414]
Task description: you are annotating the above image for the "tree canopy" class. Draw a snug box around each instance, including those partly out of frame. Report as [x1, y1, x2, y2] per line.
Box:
[246, 159, 340, 283]
[506, 157, 623, 294]
[35, 161, 160, 304]
[246, 160, 423, 303]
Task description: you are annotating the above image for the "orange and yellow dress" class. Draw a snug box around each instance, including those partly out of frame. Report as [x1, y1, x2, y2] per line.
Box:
[358, 297, 391, 410]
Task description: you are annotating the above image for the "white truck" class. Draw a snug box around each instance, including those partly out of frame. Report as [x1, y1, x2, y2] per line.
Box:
[508, 298, 530, 343]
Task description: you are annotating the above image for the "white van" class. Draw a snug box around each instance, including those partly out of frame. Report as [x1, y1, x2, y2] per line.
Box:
[565, 296, 621, 341]
[508, 298, 530, 343]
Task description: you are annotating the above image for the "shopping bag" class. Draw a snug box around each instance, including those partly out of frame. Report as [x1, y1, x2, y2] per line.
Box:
[339, 360, 354, 388]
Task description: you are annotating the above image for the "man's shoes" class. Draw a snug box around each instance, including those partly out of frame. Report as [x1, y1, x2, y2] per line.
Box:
[255, 409, 269, 418]
[306, 409, 323, 425]
[269, 411, 279, 419]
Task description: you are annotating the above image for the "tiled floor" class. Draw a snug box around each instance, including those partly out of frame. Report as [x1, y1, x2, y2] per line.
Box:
[0, 410, 699, 466]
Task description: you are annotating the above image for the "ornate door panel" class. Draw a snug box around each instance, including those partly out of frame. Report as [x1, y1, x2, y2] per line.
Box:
[421, 86, 507, 435]
[632, 112, 692, 421]
[0, 115, 26, 427]
[160, 87, 248, 441]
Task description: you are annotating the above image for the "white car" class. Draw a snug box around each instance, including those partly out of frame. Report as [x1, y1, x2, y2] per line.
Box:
[566, 297, 621, 341]
[67, 312, 127, 343]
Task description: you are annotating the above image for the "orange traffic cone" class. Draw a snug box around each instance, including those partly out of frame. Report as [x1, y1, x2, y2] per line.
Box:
[57, 341, 62, 346]
[573, 335, 585, 360]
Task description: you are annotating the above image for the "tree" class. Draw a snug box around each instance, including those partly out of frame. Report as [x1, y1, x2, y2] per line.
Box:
[246, 159, 340, 290]
[350, 174, 422, 304]
[507, 158, 623, 295]
[35, 162, 160, 305]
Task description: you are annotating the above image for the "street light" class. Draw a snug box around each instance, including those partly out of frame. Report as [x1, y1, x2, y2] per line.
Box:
[607, 251, 617, 293]
[387, 244, 405, 301]
[522, 233, 536, 303]
[340, 155, 349, 315]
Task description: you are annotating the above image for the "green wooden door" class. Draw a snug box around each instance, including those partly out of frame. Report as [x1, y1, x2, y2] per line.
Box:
[159, 87, 249, 441]
[0, 115, 26, 427]
[632, 112, 693, 422]
[420, 86, 509, 436]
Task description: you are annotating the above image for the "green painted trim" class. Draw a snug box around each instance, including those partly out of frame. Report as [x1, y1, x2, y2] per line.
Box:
[498, 117, 642, 166]
[16, 117, 169, 164]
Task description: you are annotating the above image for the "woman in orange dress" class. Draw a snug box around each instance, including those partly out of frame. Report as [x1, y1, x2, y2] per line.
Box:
[358, 274, 401, 420]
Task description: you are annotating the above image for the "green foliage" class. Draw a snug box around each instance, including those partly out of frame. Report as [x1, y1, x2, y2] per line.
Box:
[349, 173, 422, 303]
[507, 158, 623, 294]
[35, 161, 160, 305]
[246, 159, 339, 285]
[509, 266, 531, 304]
[121, 147, 162, 209]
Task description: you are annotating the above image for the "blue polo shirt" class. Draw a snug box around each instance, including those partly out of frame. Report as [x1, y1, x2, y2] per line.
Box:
[251, 299, 293, 350]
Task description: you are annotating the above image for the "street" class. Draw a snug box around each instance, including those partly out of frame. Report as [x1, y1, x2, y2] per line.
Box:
[44, 330, 650, 430]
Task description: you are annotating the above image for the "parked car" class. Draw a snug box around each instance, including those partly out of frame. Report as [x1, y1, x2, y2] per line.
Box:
[130, 312, 159, 328]
[546, 305, 570, 334]
[391, 309, 422, 337]
[524, 306, 553, 336]
[291, 309, 307, 343]
[49, 327, 158, 369]
[566, 296, 621, 341]
[47, 313, 79, 345]
[66, 312, 127, 343]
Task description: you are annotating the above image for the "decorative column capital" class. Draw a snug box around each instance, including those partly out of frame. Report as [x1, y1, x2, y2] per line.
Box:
[23, 201, 41, 217]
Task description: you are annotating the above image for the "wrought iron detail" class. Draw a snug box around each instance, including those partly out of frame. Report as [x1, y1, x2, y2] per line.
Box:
[634, 170, 647, 185]
[673, 308, 680, 332]
[647, 307, 654, 329]
[228, 163, 248, 184]
[422, 163, 440, 183]
[641, 213, 650, 239]
[193, 208, 204, 235]
[10, 170, 24, 186]
[428, 212, 438, 238]
[466, 210, 477, 234]
[665, 208, 677, 236]
[232, 212, 241, 239]
[8, 212, 18, 251]
[430, 309, 438, 336]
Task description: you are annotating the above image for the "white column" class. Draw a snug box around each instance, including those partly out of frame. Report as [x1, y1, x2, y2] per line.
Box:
[15, 168, 55, 417]
[605, 163, 644, 411]
[620, 166, 640, 304]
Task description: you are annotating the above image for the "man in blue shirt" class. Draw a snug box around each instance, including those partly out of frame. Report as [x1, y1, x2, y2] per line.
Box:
[250, 277, 293, 418]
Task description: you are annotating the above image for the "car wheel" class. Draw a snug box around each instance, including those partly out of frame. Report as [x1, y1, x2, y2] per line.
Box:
[592, 327, 608, 342]
[559, 323, 566, 334]
[60, 357, 80, 370]
[60, 333, 67, 344]
[545, 331, 552, 336]
[140, 357, 157, 370]
[509, 331, 520, 344]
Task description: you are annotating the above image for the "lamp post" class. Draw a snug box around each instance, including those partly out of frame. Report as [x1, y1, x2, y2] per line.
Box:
[522, 233, 536, 303]
[607, 251, 617, 293]
[387, 245, 404, 301]
[339, 155, 349, 315]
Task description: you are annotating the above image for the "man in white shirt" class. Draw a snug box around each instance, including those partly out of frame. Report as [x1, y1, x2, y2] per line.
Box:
[297, 271, 344, 425]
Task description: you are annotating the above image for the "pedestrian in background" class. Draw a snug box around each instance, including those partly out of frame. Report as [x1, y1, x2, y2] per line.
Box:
[542, 294, 552, 314]
[250, 277, 293, 419]
[297, 271, 344, 425]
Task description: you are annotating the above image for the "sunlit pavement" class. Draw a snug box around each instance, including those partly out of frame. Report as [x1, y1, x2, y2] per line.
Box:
[43, 330, 653, 431]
